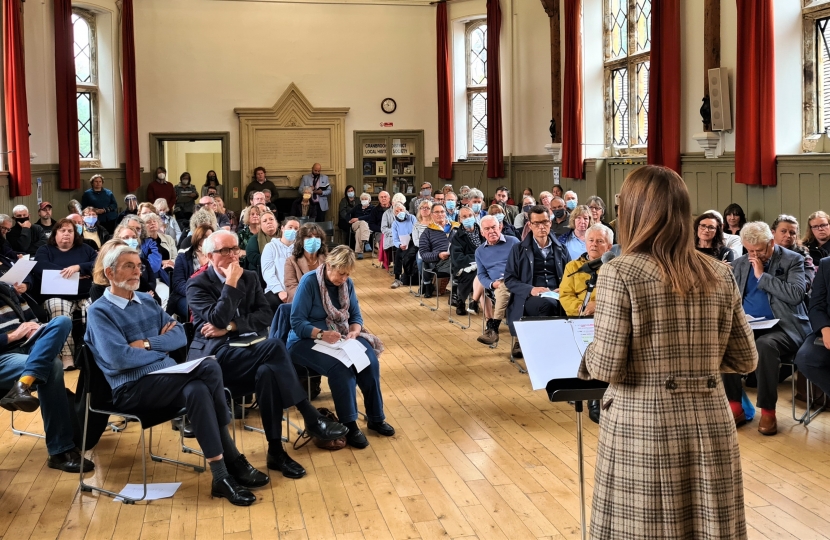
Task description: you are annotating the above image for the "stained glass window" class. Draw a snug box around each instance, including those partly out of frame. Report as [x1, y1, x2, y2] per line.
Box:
[73, 9, 97, 161]
[816, 17, 830, 133]
[466, 20, 488, 156]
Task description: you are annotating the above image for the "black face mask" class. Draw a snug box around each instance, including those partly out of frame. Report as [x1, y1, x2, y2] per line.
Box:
[208, 177, 217, 183]
[15, 216, 28, 224]
[553, 209, 566, 219]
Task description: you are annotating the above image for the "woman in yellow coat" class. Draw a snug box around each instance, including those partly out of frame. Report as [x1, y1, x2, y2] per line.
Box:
[559, 223, 614, 316]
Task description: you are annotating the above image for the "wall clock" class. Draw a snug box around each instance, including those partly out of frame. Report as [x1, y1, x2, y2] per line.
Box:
[381, 98, 397, 114]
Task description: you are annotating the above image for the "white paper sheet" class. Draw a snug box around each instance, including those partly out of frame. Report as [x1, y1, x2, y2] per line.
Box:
[0, 259, 36, 286]
[514, 319, 595, 390]
[312, 339, 371, 372]
[399, 234, 411, 249]
[150, 356, 213, 375]
[749, 318, 779, 330]
[40, 269, 79, 295]
[115, 482, 181, 502]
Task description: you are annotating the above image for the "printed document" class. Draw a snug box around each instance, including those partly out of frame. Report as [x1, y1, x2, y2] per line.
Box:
[514, 319, 595, 390]
[312, 339, 371, 372]
[41, 270, 79, 295]
[0, 259, 36, 286]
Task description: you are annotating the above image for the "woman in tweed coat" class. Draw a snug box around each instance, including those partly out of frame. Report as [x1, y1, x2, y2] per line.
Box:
[579, 165, 758, 540]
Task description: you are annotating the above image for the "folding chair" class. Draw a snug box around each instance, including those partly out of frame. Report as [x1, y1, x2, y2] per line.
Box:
[781, 358, 827, 426]
[77, 345, 205, 504]
[419, 264, 439, 311]
[9, 409, 44, 439]
[448, 274, 471, 330]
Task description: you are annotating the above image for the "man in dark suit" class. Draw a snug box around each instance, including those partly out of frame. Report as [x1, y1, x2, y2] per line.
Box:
[186, 230, 347, 478]
[795, 257, 830, 397]
[724, 221, 811, 436]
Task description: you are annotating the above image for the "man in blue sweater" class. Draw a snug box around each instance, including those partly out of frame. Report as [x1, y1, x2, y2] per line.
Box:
[475, 215, 520, 346]
[85, 245, 267, 506]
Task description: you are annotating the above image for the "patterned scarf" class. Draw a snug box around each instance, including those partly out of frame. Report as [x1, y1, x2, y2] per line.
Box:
[315, 264, 384, 356]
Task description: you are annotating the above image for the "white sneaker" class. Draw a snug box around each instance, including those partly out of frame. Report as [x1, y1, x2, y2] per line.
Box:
[390, 280, 402, 289]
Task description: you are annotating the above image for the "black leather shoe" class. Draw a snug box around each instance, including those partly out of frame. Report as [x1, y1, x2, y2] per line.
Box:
[170, 417, 195, 438]
[211, 476, 256, 506]
[227, 454, 270, 488]
[1, 381, 40, 413]
[367, 421, 395, 436]
[266, 452, 306, 479]
[306, 416, 349, 441]
[47, 448, 94, 473]
[587, 400, 601, 424]
[346, 428, 369, 449]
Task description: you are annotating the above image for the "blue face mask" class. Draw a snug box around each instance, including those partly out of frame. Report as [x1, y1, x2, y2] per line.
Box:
[445, 200, 456, 211]
[83, 216, 97, 227]
[396, 212, 407, 221]
[283, 229, 297, 241]
[523, 205, 533, 213]
[75, 224, 83, 235]
[124, 238, 139, 249]
[462, 217, 476, 229]
[494, 213, 505, 223]
[566, 200, 577, 211]
[471, 203, 481, 213]
[304, 237, 321, 254]
[347, 191, 355, 199]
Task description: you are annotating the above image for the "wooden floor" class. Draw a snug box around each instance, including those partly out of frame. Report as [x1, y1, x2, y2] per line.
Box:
[2, 259, 830, 539]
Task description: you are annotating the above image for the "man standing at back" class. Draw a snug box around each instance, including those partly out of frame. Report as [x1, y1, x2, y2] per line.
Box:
[299, 163, 331, 222]
[493, 186, 518, 224]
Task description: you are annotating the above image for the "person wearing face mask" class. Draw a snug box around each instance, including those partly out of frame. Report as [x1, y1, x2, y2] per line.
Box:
[81, 174, 119, 233]
[409, 181, 434, 214]
[379, 193, 406, 273]
[117, 194, 139, 223]
[467, 189, 487, 222]
[549, 196, 571, 237]
[80, 207, 112, 250]
[450, 207, 485, 316]
[564, 190, 579, 212]
[350, 193, 375, 260]
[487, 204, 517, 238]
[299, 163, 331, 222]
[201, 170, 224, 199]
[153, 198, 182, 243]
[291, 186, 319, 221]
[261, 217, 301, 309]
[6, 205, 47, 256]
[147, 167, 176, 212]
[492, 186, 518, 224]
[513, 195, 537, 232]
[390, 203, 417, 289]
[284, 223, 328, 303]
[444, 192, 459, 222]
[174, 172, 199, 220]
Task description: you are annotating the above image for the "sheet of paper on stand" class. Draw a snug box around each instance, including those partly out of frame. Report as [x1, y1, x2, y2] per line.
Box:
[115, 482, 181, 502]
[41, 270, 79, 295]
[749, 318, 779, 330]
[539, 290, 560, 300]
[312, 339, 371, 372]
[0, 259, 36, 286]
[399, 234, 411, 249]
[150, 356, 214, 375]
[514, 319, 595, 390]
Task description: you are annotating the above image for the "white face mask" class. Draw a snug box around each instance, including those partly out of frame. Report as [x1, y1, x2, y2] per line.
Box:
[157, 173, 166, 181]
[361, 199, 370, 207]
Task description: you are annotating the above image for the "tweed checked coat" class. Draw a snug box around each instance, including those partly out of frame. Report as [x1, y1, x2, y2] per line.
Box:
[578, 253, 758, 540]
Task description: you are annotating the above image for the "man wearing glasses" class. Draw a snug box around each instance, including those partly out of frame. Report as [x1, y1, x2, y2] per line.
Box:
[805, 211, 830, 264]
[187, 231, 348, 479]
[503, 205, 570, 358]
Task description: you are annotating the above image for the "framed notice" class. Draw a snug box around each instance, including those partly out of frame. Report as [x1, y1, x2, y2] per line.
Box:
[376, 161, 387, 175]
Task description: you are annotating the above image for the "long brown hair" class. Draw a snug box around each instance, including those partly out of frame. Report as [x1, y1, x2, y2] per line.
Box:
[617, 166, 718, 295]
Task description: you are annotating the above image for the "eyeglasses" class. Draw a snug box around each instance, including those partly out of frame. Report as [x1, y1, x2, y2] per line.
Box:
[119, 263, 146, 272]
[0, 226, 10, 234]
[529, 220, 551, 228]
[212, 246, 241, 256]
[811, 223, 830, 231]
[698, 224, 717, 232]
[588, 205, 603, 211]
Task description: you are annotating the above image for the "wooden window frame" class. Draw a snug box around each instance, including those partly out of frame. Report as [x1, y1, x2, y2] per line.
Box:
[73, 7, 101, 168]
[465, 19, 487, 159]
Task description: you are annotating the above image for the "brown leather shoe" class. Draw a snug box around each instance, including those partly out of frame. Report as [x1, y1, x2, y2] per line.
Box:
[733, 409, 747, 428]
[758, 413, 777, 436]
[0, 381, 40, 413]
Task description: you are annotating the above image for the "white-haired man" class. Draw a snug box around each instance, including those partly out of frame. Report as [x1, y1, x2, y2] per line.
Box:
[476, 215, 520, 345]
[467, 188, 486, 221]
[5, 205, 46, 256]
[723, 221, 811, 436]
[564, 190, 578, 212]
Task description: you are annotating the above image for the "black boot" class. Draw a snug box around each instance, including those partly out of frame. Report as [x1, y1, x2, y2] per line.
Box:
[588, 400, 601, 424]
[422, 283, 435, 298]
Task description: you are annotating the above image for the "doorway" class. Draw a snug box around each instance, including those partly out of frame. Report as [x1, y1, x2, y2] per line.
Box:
[149, 132, 231, 204]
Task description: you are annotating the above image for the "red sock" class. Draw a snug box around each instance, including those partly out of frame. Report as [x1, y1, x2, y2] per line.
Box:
[729, 401, 743, 416]
[762, 408, 776, 417]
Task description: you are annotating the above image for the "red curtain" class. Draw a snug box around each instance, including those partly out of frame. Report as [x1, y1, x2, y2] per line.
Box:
[646, 0, 681, 173]
[122, 0, 141, 193]
[3, 0, 31, 197]
[486, 0, 504, 178]
[437, 3, 453, 180]
[54, 0, 80, 190]
[562, 0, 583, 179]
[735, 0, 775, 186]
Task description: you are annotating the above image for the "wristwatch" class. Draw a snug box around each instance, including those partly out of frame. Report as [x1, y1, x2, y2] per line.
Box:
[226, 323, 233, 332]
[143, 339, 151, 350]
[316, 331, 324, 339]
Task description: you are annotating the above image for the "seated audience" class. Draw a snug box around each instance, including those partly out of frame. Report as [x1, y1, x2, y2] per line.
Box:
[202, 170, 224, 198]
[33, 218, 98, 370]
[772, 214, 815, 292]
[724, 203, 747, 236]
[418, 203, 459, 299]
[86, 244, 267, 506]
[538, 191, 553, 215]
[186, 230, 347, 478]
[81, 174, 118, 233]
[292, 186, 319, 221]
[409, 182, 434, 214]
[90, 229, 155, 303]
[237, 205, 261, 254]
[450, 207, 484, 315]
[476, 215, 520, 346]
[459, 185, 471, 198]
[152, 198, 182, 242]
[36, 202, 55, 238]
[179, 209, 220, 251]
[390, 203, 417, 289]
[559, 205, 595, 261]
[487, 204, 517, 238]
[199, 196, 231, 230]
[492, 186, 518, 223]
[444, 191, 459, 222]
[262, 189, 278, 215]
[795, 257, 830, 397]
[170, 224, 213, 319]
[564, 190, 578, 211]
[244, 210, 279, 278]
[6, 206, 47, 256]
[504, 206, 570, 358]
[723, 221, 810, 436]
[80, 206, 112, 250]
[371, 192, 392, 257]
[249, 191, 267, 209]
[214, 197, 237, 232]
[141, 213, 176, 281]
[382, 193, 406, 269]
[467, 189, 486, 221]
[0, 309, 91, 472]
[549, 197, 571, 238]
[287, 245, 393, 449]
[338, 185, 358, 233]
[350, 193, 375, 259]
[174, 172, 199, 220]
[284, 223, 328, 303]
[559, 223, 613, 317]
[117, 194, 138, 223]
[433, 191, 445, 205]
[261, 217, 300, 309]
[586, 196, 612, 229]
[805, 210, 830, 264]
[694, 212, 734, 263]
[147, 166, 176, 211]
[513, 195, 536, 231]
[522, 187, 534, 199]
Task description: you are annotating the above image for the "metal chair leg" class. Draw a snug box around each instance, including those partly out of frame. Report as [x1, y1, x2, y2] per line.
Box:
[509, 335, 527, 374]
[10, 410, 44, 439]
[448, 278, 471, 330]
[149, 422, 206, 473]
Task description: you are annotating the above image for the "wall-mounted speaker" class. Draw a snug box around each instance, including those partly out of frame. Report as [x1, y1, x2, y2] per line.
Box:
[708, 67, 733, 132]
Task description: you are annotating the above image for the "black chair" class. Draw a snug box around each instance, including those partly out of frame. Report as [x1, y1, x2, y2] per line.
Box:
[77, 345, 205, 504]
[319, 220, 336, 250]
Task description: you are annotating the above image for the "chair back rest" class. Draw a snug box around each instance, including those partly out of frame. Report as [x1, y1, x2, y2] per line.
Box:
[269, 302, 293, 344]
[77, 344, 116, 410]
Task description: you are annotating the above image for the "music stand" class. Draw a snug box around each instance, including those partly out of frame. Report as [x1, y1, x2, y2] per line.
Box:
[546, 377, 608, 540]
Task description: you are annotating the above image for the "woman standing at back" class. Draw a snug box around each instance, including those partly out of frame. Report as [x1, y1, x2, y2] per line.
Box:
[579, 165, 758, 540]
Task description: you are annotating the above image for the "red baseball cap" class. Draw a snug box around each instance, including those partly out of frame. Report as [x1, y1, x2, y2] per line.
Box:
[39, 202, 52, 210]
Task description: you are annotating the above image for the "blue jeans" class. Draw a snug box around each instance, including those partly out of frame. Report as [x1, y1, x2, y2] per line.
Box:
[289, 336, 385, 423]
[0, 316, 74, 455]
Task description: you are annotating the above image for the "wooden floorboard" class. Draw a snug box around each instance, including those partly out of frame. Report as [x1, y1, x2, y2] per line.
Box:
[0, 259, 828, 538]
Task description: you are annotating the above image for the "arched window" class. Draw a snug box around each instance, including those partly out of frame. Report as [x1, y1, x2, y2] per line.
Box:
[466, 20, 487, 157]
[73, 8, 98, 162]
